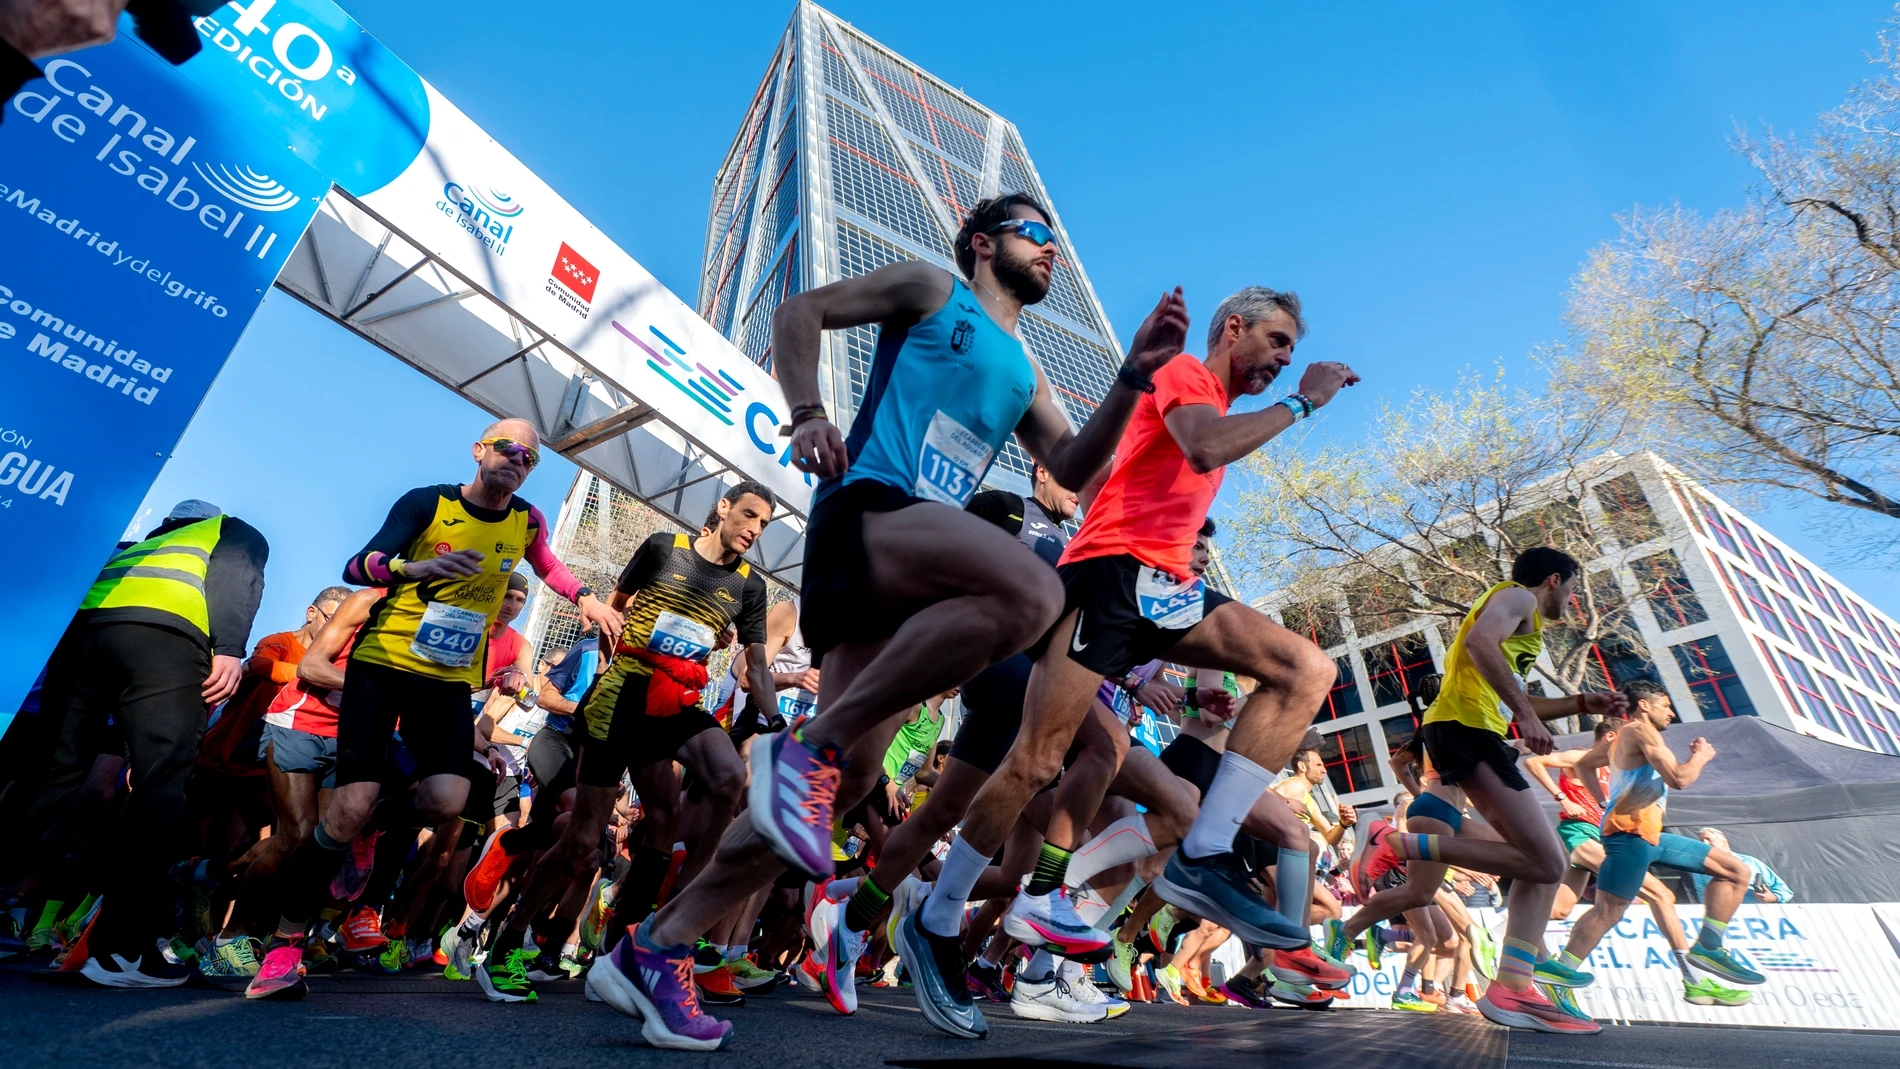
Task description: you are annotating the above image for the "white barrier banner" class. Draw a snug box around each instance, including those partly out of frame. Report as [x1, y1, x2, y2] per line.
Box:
[1301, 903, 1900, 1029]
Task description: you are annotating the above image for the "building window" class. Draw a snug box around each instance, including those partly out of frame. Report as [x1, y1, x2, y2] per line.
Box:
[1806, 612, 1853, 675]
[1731, 523, 1775, 577]
[1365, 632, 1436, 708]
[1669, 636, 1756, 719]
[1631, 550, 1708, 630]
[1696, 501, 1740, 556]
[1754, 636, 1801, 717]
[1281, 599, 1345, 651]
[1732, 568, 1789, 641]
[1818, 674, 1873, 749]
[1776, 592, 1821, 658]
[1792, 562, 1837, 620]
[1779, 651, 1843, 733]
[1593, 473, 1664, 547]
[1826, 584, 1867, 639]
[1381, 712, 1422, 757]
[1847, 691, 1900, 755]
[1316, 656, 1364, 722]
[1318, 724, 1380, 795]
[1849, 599, 1879, 644]
[1669, 476, 1707, 536]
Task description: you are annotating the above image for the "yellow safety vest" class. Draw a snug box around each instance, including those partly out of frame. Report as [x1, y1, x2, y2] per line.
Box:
[80, 517, 222, 639]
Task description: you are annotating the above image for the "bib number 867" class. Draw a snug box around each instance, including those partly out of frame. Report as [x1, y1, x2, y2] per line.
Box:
[652, 633, 708, 659]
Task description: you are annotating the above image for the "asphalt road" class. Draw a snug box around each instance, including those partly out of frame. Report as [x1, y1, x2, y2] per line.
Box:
[5, 963, 1896, 1069]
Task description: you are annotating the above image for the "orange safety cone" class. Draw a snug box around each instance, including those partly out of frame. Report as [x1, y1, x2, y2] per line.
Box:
[57, 914, 97, 972]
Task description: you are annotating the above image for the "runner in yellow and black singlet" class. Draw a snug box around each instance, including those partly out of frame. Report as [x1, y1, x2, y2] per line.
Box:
[244, 420, 622, 1004]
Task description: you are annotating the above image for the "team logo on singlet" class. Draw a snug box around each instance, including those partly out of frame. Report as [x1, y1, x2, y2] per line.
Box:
[950, 319, 974, 355]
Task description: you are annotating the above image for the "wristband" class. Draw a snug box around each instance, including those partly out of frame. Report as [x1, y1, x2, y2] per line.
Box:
[1276, 394, 1314, 422]
[388, 556, 409, 579]
[575, 585, 594, 601]
[779, 403, 829, 436]
[1116, 364, 1156, 394]
[1184, 687, 1200, 712]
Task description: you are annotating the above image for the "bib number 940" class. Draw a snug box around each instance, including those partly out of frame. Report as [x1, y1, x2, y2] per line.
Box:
[410, 603, 487, 668]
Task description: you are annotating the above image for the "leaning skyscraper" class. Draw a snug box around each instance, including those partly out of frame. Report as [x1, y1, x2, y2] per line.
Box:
[696, 1, 1124, 492]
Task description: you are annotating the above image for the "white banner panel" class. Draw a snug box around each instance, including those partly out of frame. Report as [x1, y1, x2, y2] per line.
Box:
[1283, 903, 1900, 1029]
[352, 85, 815, 512]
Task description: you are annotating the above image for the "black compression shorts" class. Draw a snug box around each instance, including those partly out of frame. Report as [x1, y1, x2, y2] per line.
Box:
[799, 479, 930, 664]
[336, 660, 473, 787]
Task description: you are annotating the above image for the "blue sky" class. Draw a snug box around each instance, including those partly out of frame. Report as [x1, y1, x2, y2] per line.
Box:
[135, 0, 1900, 641]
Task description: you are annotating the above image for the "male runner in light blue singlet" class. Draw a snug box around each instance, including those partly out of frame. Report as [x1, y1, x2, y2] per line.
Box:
[588, 192, 1191, 1050]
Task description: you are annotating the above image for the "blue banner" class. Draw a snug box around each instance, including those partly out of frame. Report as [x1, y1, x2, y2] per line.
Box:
[1, 26, 329, 724]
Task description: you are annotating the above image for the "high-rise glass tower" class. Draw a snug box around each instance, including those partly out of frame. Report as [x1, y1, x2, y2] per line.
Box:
[696, 1, 1123, 492]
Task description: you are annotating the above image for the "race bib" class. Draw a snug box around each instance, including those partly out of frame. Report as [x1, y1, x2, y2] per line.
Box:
[410, 602, 486, 667]
[778, 690, 816, 723]
[646, 610, 716, 662]
[915, 410, 991, 507]
[1136, 567, 1205, 630]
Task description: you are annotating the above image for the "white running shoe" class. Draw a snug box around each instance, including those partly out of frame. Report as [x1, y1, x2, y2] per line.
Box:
[1011, 975, 1110, 1023]
[1003, 887, 1111, 956]
[1064, 973, 1129, 1019]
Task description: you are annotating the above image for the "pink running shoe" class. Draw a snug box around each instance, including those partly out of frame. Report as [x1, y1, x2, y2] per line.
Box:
[1479, 981, 1604, 1034]
[245, 939, 308, 1001]
[330, 830, 381, 902]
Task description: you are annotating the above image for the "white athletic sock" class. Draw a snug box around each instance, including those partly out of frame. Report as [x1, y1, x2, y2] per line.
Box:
[1058, 958, 1086, 984]
[826, 877, 860, 902]
[1073, 885, 1113, 928]
[920, 835, 989, 939]
[1022, 948, 1057, 982]
[1181, 751, 1275, 859]
[1064, 814, 1156, 888]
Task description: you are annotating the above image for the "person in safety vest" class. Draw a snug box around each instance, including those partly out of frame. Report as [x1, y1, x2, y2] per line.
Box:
[25, 497, 269, 988]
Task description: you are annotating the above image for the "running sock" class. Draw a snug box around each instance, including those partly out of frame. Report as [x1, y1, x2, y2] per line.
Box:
[921, 836, 989, 939]
[1398, 968, 1420, 995]
[1181, 751, 1275, 860]
[1559, 949, 1584, 970]
[1380, 927, 1412, 946]
[1022, 948, 1057, 983]
[1421, 978, 1436, 995]
[843, 876, 890, 934]
[457, 913, 485, 939]
[1670, 948, 1695, 982]
[1275, 848, 1312, 930]
[1387, 833, 1440, 863]
[724, 944, 746, 964]
[827, 877, 860, 901]
[1024, 843, 1074, 897]
[1064, 814, 1155, 888]
[31, 899, 63, 934]
[1697, 916, 1728, 951]
[1497, 937, 1539, 988]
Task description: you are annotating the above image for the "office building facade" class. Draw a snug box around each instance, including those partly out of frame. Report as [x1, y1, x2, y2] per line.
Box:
[1253, 453, 1900, 806]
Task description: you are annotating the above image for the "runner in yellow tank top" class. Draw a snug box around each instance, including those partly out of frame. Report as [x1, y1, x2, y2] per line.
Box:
[245, 420, 623, 1004]
[1375, 548, 1627, 1034]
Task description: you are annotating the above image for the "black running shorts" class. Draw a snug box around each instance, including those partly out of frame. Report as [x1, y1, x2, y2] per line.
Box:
[335, 660, 473, 787]
[1160, 733, 1222, 798]
[574, 671, 722, 790]
[947, 653, 1031, 774]
[1036, 554, 1234, 679]
[799, 478, 931, 664]
[1419, 720, 1530, 792]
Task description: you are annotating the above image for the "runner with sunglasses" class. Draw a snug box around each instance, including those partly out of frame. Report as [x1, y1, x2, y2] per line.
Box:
[245, 419, 623, 1001]
[587, 194, 1189, 1051]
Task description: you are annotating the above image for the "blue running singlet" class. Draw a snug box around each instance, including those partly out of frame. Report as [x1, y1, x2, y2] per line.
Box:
[832, 279, 1037, 507]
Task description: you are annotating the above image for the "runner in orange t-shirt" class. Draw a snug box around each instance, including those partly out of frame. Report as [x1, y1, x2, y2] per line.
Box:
[916, 286, 1363, 1009]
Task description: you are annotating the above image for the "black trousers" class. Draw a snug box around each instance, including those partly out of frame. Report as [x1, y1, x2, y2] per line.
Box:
[24, 622, 210, 954]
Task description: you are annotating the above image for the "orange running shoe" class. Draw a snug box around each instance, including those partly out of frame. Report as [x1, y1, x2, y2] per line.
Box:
[463, 829, 519, 914]
[695, 964, 747, 1007]
[339, 907, 389, 953]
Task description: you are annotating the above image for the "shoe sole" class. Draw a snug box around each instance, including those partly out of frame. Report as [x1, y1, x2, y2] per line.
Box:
[1153, 874, 1309, 951]
[1001, 912, 1108, 956]
[1686, 993, 1752, 1007]
[1478, 998, 1602, 1033]
[1531, 970, 1591, 989]
[79, 958, 189, 989]
[822, 927, 856, 1015]
[474, 964, 535, 1004]
[244, 978, 309, 1000]
[586, 956, 730, 1052]
[1268, 960, 1352, 991]
[1268, 987, 1331, 1010]
[1688, 952, 1765, 986]
[747, 735, 832, 880]
[892, 911, 988, 1040]
[1009, 997, 1107, 1023]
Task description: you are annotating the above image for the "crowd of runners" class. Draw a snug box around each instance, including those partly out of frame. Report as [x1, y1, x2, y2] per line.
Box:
[0, 193, 1781, 1050]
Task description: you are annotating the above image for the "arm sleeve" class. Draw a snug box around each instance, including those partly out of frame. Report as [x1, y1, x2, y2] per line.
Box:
[616, 535, 671, 596]
[205, 518, 270, 658]
[737, 576, 771, 647]
[343, 487, 440, 584]
[523, 504, 584, 603]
